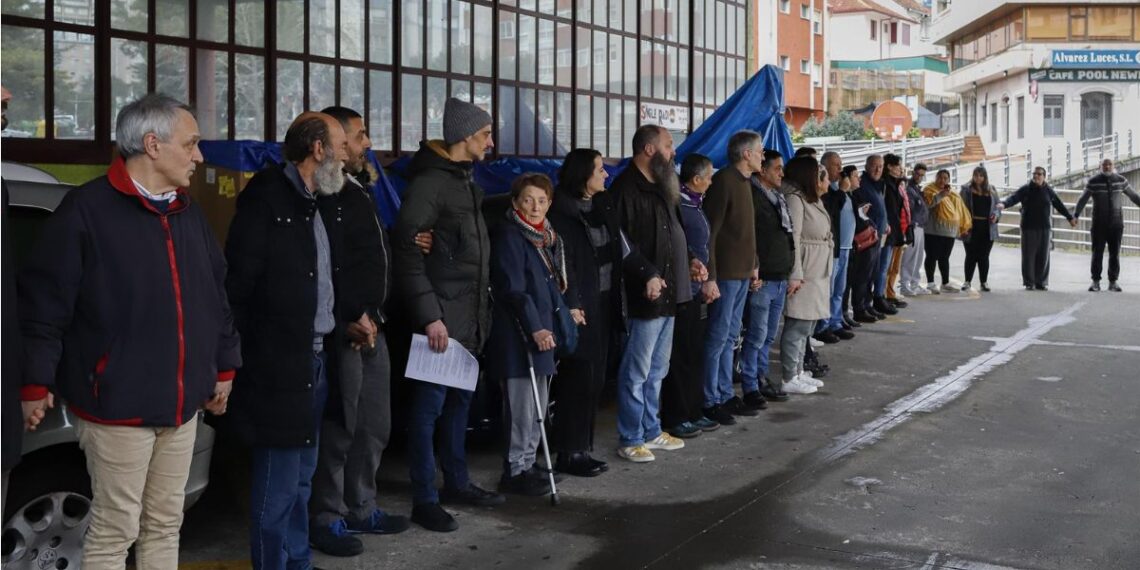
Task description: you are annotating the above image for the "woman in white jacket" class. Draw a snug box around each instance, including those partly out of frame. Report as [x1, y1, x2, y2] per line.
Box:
[779, 157, 834, 396]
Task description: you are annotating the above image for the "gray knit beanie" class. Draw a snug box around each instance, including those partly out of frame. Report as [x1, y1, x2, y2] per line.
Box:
[443, 97, 493, 145]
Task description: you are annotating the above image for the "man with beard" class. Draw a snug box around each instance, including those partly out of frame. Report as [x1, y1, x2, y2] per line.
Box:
[307, 106, 408, 557]
[1074, 159, 1140, 292]
[225, 111, 350, 570]
[608, 125, 696, 463]
[393, 98, 503, 533]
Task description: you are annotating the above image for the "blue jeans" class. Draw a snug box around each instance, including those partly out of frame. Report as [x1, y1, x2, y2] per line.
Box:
[820, 249, 850, 332]
[740, 280, 787, 393]
[874, 244, 893, 298]
[617, 317, 674, 447]
[407, 381, 472, 505]
[250, 352, 329, 570]
[702, 279, 750, 408]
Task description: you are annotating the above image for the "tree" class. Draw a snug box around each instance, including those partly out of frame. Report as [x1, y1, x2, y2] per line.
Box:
[799, 111, 866, 141]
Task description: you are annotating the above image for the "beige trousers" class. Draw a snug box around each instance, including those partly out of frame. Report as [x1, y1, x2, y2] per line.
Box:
[76, 417, 197, 570]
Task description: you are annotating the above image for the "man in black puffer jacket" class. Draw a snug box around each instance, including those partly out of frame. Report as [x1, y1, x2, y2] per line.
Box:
[1074, 159, 1140, 292]
[225, 111, 349, 570]
[392, 98, 503, 533]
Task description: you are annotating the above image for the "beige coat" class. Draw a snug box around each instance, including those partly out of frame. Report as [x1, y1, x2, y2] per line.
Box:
[783, 186, 834, 320]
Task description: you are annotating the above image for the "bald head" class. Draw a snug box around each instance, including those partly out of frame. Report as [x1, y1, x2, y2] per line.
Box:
[283, 112, 347, 164]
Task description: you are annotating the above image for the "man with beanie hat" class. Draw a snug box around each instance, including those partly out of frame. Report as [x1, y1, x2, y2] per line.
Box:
[393, 97, 503, 533]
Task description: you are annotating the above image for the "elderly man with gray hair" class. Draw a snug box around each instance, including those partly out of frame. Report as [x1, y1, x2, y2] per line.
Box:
[19, 93, 241, 569]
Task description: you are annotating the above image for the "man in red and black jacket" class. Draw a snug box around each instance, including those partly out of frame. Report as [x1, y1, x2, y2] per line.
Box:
[19, 93, 240, 569]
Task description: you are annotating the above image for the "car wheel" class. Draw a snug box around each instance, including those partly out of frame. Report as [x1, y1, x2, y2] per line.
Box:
[2, 446, 92, 570]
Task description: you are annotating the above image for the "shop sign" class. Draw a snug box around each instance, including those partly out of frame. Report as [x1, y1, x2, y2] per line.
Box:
[1029, 68, 1140, 82]
[639, 103, 689, 130]
[1050, 50, 1140, 69]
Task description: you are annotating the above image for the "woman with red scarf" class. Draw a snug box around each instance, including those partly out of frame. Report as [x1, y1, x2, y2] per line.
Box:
[486, 173, 578, 497]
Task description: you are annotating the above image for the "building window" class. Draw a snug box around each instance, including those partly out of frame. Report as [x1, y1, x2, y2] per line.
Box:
[889, 22, 898, 44]
[902, 23, 911, 45]
[813, 10, 823, 35]
[1043, 95, 1063, 137]
[800, 4, 809, 19]
[812, 63, 822, 86]
[870, 19, 877, 40]
[781, 55, 790, 71]
[780, 0, 791, 14]
[1016, 96, 1024, 139]
[981, 103, 987, 126]
[800, 59, 809, 74]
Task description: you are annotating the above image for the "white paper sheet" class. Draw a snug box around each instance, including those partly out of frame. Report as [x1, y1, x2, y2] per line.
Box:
[404, 334, 480, 391]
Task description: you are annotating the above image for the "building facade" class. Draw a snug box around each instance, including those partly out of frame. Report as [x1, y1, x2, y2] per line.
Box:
[0, 0, 749, 164]
[759, 0, 827, 129]
[929, 0, 1140, 160]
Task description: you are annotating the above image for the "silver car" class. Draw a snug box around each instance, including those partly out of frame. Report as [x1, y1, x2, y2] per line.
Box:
[1, 170, 216, 570]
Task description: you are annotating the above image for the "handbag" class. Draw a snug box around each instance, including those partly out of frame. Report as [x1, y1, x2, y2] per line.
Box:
[853, 225, 879, 252]
[546, 277, 579, 358]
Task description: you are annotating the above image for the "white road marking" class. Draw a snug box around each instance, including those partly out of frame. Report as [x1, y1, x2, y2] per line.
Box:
[972, 337, 1140, 353]
[813, 303, 1086, 465]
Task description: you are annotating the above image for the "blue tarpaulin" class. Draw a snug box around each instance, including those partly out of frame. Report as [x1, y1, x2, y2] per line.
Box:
[198, 140, 404, 228]
[198, 65, 794, 220]
[674, 65, 796, 168]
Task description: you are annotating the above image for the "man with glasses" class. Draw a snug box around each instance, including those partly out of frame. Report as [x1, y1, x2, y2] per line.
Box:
[996, 167, 1076, 291]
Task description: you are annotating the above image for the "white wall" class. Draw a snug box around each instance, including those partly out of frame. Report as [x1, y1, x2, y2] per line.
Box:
[829, 12, 942, 62]
[966, 73, 1140, 168]
[754, 0, 779, 69]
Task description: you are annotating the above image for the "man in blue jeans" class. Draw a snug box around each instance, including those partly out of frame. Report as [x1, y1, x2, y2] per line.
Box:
[392, 98, 505, 532]
[609, 125, 695, 463]
[740, 151, 796, 403]
[701, 131, 763, 426]
[816, 151, 856, 341]
[226, 111, 349, 570]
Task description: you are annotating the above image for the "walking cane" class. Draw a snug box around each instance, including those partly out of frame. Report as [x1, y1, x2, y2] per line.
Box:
[525, 349, 561, 506]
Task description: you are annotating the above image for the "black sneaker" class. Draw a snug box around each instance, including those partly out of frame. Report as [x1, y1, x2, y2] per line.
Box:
[666, 421, 703, 438]
[1109, 281, 1123, 292]
[1035, 285, 1048, 291]
[759, 385, 790, 402]
[702, 405, 737, 426]
[873, 298, 898, 315]
[813, 331, 841, 344]
[834, 328, 855, 340]
[723, 396, 759, 417]
[843, 315, 862, 328]
[411, 503, 458, 532]
[980, 283, 991, 292]
[854, 311, 878, 324]
[742, 390, 768, 410]
[1025, 285, 1035, 291]
[440, 483, 506, 507]
[867, 307, 886, 319]
[888, 298, 908, 308]
[310, 519, 364, 557]
[345, 509, 410, 535]
[1089, 281, 1101, 292]
[499, 472, 550, 496]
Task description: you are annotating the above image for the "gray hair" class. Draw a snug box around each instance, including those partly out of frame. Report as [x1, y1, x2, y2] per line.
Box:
[115, 93, 194, 158]
[727, 130, 762, 164]
[821, 150, 840, 165]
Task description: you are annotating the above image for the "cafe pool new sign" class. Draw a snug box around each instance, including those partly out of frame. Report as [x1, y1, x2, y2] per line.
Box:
[1029, 68, 1140, 82]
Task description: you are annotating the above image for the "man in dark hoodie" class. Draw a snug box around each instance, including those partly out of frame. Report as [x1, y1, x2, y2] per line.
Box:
[392, 97, 504, 533]
[996, 167, 1076, 291]
[307, 106, 409, 557]
[1074, 159, 1140, 292]
[850, 154, 888, 322]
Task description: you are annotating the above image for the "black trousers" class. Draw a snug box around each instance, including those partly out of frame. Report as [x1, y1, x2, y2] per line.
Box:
[550, 294, 612, 454]
[1090, 222, 1124, 282]
[660, 300, 707, 428]
[849, 243, 880, 313]
[964, 223, 994, 284]
[1020, 228, 1052, 287]
[924, 234, 955, 284]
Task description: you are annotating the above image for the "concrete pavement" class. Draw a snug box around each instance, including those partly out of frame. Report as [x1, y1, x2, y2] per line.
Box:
[180, 244, 1140, 569]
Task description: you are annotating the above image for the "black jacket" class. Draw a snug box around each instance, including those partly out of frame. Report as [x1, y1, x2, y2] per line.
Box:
[883, 174, 912, 247]
[1003, 182, 1073, 230]
[821, 184, 851, 258]
[3, 181, 22, 470]
[609, 165, 684, 319]
[19, 158, 241, 428]
[1075, 172, 1140, 227]
[547, 191, 627, 356]
[337, 176, 391, 325]
[751, 180, 795, 280]
[225, 163, 345, 447]
[392, 141, 491, 352]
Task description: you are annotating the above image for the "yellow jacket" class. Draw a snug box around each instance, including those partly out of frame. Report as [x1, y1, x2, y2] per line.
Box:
[923, 182, 972, 237]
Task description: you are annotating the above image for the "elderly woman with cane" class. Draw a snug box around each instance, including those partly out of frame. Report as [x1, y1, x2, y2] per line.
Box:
[487, 173, 580, 500]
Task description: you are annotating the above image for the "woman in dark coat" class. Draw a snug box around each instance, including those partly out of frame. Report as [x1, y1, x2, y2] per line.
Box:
[546, 148, 626, 477]
[959, 166, 1002, 292]
[487, 173, 570, 496]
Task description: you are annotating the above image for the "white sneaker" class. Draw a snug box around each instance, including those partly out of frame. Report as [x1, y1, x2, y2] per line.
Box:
[911, 284, 931, 295]
[809, 337, 824, 348]
[797, 373, 824, 388]
[927, 283, 941, 295]
[941, 283, 958, 293]
[782, 377, 818, 395]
